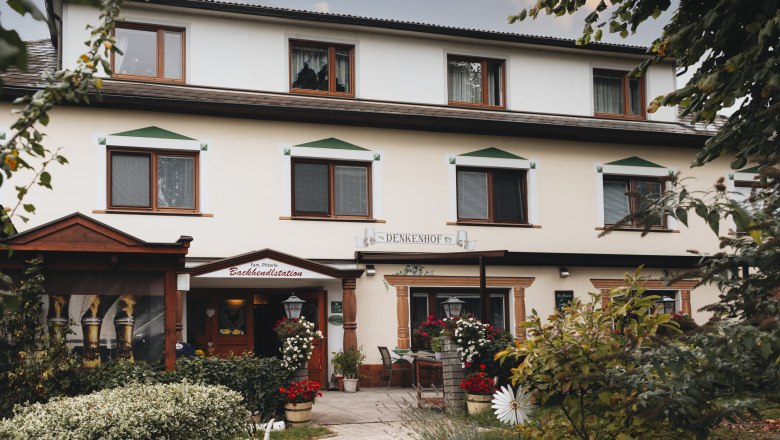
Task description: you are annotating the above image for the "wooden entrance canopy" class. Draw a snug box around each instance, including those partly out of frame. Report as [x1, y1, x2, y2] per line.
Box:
[0, 213, 192, 369]
[189, 249, 364, 351]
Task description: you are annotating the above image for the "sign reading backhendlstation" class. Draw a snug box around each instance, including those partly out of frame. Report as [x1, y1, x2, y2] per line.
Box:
[197, 258, 332, 279]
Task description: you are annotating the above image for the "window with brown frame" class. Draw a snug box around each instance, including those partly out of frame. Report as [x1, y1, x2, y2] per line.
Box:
[593, 69, 644, 119]
[292, 159, 371, 219]
[447, 55, 505, 108]
[456, 167, 526, 224]
[111, 23, 185, 82]
[290, 41, 354, 97]
[603, 175, 664, 227]
[410, 288, 508, 348]
[108, 148, 198, 213]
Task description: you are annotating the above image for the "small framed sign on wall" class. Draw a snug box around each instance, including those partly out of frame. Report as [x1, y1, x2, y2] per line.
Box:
[555, 291, 574, 311]
[331, 301, 343, 313]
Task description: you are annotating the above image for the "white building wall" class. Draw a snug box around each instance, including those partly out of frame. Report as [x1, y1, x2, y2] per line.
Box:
[60, 3, 677, 121]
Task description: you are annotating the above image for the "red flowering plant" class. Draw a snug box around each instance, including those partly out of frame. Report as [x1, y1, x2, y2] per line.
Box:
[459, 364, 497, 396]
[279, 379, 322, 404]
[414, 315, 445, 349]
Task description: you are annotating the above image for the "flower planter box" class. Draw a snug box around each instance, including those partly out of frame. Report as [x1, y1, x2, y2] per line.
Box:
[466, 393, 493, 415]
[284, 402, 312, 426]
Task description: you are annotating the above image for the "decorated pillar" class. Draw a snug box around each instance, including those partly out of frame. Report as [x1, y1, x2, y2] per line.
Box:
[600, 289, 610, 308]
[513, 287, 526, 340]
[396, 285, 410, 349]
[175, 290, 185, 341]
[342, 278, 357, 351]
[164, 271, 177, 371]
[681, 290, 692, 315]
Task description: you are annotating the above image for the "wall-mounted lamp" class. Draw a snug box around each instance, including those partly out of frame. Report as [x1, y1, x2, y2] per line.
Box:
[559, 267, 570, 278]
[366, 264, 376, 276]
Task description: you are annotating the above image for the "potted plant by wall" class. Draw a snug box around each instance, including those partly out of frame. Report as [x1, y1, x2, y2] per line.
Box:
[274, 316, 323, 381]
[430, 336, 443, 361]
[333, 347, 365, 393]
[279, 379, 322, 427]
[460, 365, 497, 415]
[331, 352, 345, 391]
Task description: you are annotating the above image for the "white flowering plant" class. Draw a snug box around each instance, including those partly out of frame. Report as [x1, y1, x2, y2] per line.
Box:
[445, 315, 514, 381]
[274, 317, 323, 370]
[0, 382, 247, 440]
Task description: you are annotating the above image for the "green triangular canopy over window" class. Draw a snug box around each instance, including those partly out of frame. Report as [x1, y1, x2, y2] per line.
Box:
[110, 126, 195, 140]
[295, 137, 368, 151]
[605, 156, 664, 168]
[459, 147, 526, 160]
[736, 166, 760, 174]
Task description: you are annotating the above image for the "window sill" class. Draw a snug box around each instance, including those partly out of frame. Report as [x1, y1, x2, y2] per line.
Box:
[94, 209, 213, 217]
[448, 101, 506, 111]
[110, 75, 185, 84]
[595, 227, 679, 233]
[280, 216, 386, 223]
[447, 221, 540, 228]
[594, 112, 646, 121]
[290, 89, 355, 99]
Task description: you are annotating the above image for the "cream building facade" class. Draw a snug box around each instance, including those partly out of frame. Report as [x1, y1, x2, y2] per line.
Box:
[0, 0, 737, 384]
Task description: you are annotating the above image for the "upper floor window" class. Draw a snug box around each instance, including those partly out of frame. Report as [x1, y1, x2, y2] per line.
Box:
[447, 56, 505, 108]
[457, 167, 526, 223]
[109, 148, 198, 212]
[603, 176, 663, 227]
[292, 159, 370, 218]
[113, 24, 184, 82]
[290, 41, 353, 97]
[593, 69, 644, 119]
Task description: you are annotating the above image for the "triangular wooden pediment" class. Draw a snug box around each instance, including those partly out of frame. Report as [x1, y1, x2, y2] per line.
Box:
[4, 213, 190, 254]
[191, 249, 363, 280]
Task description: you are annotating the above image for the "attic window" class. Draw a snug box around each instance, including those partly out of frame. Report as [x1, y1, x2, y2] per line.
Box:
[290, 40, 354, 97]
[112, 23, 184, 82]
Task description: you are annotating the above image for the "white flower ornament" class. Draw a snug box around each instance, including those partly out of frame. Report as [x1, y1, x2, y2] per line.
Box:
[492, 385, 534, 426]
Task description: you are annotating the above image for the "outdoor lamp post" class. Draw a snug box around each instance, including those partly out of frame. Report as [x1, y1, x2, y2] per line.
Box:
[282, 294, 305, 320]
[442, 296, 465, 318]
[659, 296, 677, 315]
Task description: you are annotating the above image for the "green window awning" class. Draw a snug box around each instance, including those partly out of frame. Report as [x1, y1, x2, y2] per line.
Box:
[459, 147, 526, 160]
[110, 126, 195, 140]
[605, 156, 664, 168]
[294, 137, 368, 151]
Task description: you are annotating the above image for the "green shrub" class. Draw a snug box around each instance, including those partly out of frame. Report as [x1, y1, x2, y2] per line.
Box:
[71, 359, 166, 395]
[171, 354, 288, 420]
[0, 382, 247, 440]
[332, 347, 364, 379]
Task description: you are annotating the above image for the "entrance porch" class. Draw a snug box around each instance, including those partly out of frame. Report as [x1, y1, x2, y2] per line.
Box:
[181, 249, 363, 384]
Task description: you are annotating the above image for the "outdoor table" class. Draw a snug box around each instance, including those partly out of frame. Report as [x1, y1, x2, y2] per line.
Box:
[413, 356, 443, 408]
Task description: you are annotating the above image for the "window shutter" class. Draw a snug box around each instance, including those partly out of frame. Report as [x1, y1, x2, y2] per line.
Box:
[294, 162, 329, 214]
[457, 170, 488, 219]
[111, 153, 150, 207]
[157, 156, 195, 209]
[603, 180, 629, 224]
[334, 165, 368, 216]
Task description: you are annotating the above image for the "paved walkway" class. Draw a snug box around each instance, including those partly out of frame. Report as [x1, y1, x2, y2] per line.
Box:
[311, 388, 419, 439]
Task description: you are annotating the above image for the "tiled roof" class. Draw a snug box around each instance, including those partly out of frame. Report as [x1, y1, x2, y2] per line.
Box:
[3, 40, 717, 147]
[140, 0, 651, 56]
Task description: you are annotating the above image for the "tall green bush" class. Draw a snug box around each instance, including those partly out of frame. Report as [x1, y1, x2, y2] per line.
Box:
[0, 383, 247, 440]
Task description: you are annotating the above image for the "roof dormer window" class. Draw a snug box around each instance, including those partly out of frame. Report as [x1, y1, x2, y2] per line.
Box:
[112, 23, 185, 83]
[290, 40, 354, 97]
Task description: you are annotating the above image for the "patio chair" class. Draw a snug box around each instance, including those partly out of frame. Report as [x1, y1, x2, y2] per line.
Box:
[378, 346, 412, 388]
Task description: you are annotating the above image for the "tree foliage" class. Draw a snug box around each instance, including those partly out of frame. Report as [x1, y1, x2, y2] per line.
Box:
[498, 272, 780, 439]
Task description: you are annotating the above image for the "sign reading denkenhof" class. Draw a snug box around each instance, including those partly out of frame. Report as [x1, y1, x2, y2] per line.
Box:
[356, 228, 476, 250]
[375, 232, 456, 244]
[197, 258, 332, 279]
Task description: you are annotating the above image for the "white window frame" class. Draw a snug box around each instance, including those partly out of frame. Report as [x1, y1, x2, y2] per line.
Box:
[727, 170, 760, 231]
[280, 145, 383, 219]
[94, 133, 211, 213]
[447, 154, 538, 224]
[594, 162, 676, 228]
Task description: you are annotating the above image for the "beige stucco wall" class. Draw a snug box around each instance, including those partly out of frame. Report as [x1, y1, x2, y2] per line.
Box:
[0, 104, 727, 366]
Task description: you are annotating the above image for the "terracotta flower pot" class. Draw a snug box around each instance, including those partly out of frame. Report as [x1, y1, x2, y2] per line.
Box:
[284, 401, 313, 426]
[466, 393, 493, 415]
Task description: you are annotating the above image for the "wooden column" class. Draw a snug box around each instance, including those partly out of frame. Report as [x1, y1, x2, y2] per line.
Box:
[175, 290, 185, 342]
[396, 285, 410, 349]
[513, 287, 526, 340]
[342, 278, 358, 351]
[600, 289, 610, 308]
[681, 290, 692, 315]
[164, 271, 177, 371]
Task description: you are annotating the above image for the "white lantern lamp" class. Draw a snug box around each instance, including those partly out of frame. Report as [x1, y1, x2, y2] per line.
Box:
[442, 296, 465, 318]
[282, 294, 305, 320]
